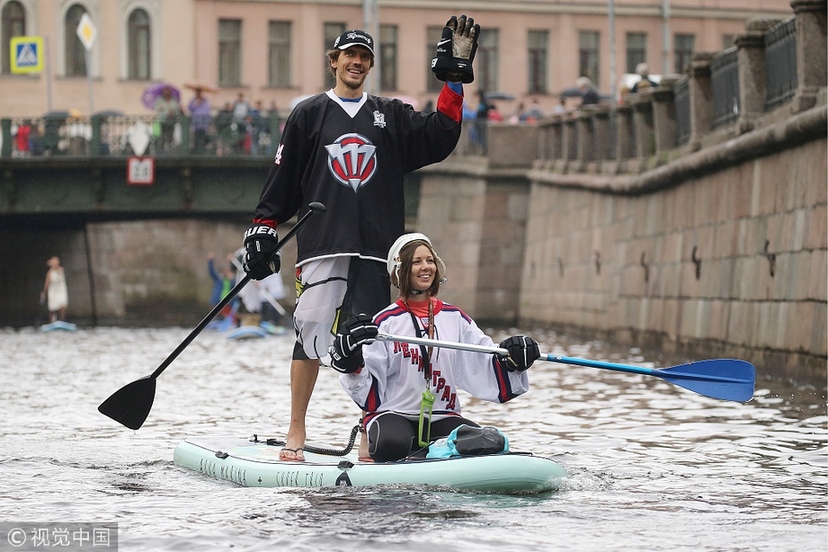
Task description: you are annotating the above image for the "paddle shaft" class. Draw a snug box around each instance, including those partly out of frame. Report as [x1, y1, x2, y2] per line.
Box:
[377, 333, 750, 385]
[377, 332, 507, 356]
[148, 204, 322, 380]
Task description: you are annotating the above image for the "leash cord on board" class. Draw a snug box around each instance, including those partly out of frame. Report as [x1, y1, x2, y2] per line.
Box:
[251, 424, 360, 457]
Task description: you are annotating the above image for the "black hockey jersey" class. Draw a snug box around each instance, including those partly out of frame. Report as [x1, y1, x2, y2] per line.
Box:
[252, 85, 463, 265]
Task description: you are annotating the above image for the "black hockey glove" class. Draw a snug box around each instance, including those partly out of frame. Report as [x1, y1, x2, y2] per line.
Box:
[431, 15, 480, 84]
[329, 314, 379, 374]
[498, 336, 541, 372]
[243, 223, 281, 280]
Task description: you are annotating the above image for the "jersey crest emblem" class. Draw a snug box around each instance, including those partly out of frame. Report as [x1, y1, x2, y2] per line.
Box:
[325, 133, 377, 191]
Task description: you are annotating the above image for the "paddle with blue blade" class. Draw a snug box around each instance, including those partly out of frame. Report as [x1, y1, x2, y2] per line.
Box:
[98, 202, 326, 430]
[376, 333, 756, 402]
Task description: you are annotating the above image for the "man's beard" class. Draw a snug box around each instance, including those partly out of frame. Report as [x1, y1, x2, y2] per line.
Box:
[340, 69, 366, 90]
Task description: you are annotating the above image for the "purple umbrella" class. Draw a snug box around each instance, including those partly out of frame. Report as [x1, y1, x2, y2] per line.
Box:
[141, 82, 181, 110]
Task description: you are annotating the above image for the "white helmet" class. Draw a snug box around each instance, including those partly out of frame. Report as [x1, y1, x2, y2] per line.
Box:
[386, 233, 447, 287]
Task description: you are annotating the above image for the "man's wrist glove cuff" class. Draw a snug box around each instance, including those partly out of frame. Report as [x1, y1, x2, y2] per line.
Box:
[243, 224, 281, 280]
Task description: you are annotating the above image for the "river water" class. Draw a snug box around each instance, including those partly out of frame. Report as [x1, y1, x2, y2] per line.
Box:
[1, 325, 825, 551]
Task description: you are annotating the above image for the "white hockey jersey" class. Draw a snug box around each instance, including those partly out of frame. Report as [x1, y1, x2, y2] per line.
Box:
[339, 299, 529, 423]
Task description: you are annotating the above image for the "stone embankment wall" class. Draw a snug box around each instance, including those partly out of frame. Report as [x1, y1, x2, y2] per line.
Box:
[419, 2, 827, 382]
[420, 110, 825, 383]
[4, 219, 293, 327]
[520, 128, 826, 382]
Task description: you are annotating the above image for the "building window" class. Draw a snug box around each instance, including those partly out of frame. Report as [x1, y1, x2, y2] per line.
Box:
[65, 4, 88, 77]
[127, 9, 151, 80]
[1, 0, 25, 74]
[722, 34, 736, 49]
[268, 21, 291, 87]
[425, 26, 443, 93]
[625, 32, 647, 74]
[578, 30, 600, 85]
[674, 33, 695, 74]
[219, 19, 241, 86]
[477, 28, 499, 92]
[323, 22, 345, 89]
[379, 24, 397, 91]
[527, 30, 548, 95]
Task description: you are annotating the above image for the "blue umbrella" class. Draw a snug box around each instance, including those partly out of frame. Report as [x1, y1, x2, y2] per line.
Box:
[141, 82, 180, 110]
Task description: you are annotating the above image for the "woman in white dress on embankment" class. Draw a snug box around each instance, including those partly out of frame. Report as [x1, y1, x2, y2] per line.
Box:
[41, 256, 68, 323]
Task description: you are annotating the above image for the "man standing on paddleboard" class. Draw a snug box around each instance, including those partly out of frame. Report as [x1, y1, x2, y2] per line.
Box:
[242, 16, 481, 461]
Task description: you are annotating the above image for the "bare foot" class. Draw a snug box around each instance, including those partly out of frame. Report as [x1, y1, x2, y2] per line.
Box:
[281, 427, 306, 461]
[357, 431, 372, 462]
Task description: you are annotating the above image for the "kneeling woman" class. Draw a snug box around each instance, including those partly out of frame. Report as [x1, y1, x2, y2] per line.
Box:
[329, 233, 540, 462]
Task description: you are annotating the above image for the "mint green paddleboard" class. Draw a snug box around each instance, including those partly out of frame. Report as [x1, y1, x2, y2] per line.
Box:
[174, 436, 566, 494]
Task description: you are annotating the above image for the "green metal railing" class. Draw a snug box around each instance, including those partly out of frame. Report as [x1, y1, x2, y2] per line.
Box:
[1, 113, 283, 158]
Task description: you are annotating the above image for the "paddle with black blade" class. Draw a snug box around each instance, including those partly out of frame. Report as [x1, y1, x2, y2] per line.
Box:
[98, 202, 326, 430]
[376, 333, 756, 402]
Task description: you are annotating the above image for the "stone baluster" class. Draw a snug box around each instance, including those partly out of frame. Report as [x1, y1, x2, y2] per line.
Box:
[651, 76, 680, 162]
[593, 107, 612, 172]
[549, 117, 564, 168]
[791, 0, 827, 112]
[735, 16, 781, 132]
[576, 105, 597, 171]
[631, 90, 656, 171]
[558, 115, 578, 173]
[615, 104, 635, 171]
[687, 52, 715, 150]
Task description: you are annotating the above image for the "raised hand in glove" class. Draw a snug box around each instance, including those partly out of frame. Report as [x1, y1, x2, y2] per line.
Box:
[329, 314, 379, 374]
[498, 336, 541, 372]
[243, 223, 281, 280]
[431, 14, 480, 84]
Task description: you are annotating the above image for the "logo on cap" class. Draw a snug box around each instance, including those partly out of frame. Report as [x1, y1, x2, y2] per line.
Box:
[333, 30, 374, 55]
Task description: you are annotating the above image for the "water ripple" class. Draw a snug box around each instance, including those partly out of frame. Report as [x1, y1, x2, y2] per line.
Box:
[1, 326, 825, 551]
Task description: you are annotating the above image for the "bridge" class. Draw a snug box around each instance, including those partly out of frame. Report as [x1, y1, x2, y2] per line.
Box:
[1, 5, 825, 384]
[0, 111, 279, 228]
[0, 113, 423, 228]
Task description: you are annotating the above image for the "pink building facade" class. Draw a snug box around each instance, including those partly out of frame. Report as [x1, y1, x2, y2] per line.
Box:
[0, 0, 793, 118]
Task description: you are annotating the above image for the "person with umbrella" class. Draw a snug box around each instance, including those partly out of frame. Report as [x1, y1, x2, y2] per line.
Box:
[154, 85, 183, 153]
[187, 87, 212, 154]
[576, 76, 600, 106]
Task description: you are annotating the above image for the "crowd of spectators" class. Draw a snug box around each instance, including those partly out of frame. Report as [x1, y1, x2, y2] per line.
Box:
[6, 68, 658, 158]
[5, 90, 283, 158]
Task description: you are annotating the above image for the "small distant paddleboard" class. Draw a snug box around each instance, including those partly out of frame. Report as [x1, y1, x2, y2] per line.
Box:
[40, 321, 78, 332]
[226, 322, 288, 340]
[226, 326, 268, 340]
[259, 321, 288, 336]
[173, 436, 566, 493]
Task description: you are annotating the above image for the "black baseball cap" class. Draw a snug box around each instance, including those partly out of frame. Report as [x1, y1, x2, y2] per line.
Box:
[332, 30, 375, 56]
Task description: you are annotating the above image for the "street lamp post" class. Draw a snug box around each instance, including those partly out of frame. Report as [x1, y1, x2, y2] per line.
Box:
[363, 0, 380, 95]
[609, 0, 617, 106]
[662, 0, 671, 75]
